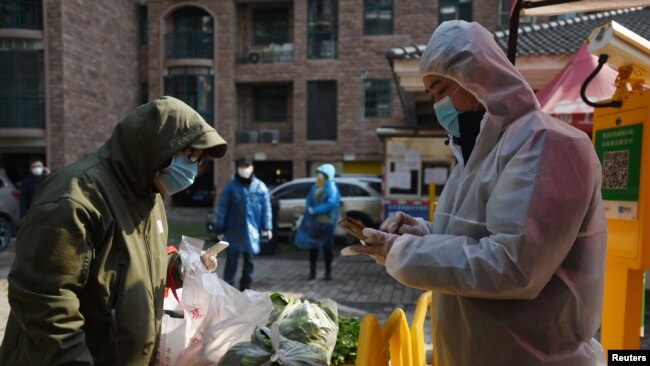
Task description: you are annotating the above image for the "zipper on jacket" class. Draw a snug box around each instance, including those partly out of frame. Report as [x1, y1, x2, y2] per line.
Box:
[108, 260, 124, 366]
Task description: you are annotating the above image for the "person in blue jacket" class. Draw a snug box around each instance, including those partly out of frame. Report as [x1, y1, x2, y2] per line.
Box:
[214, 157, 272, 290]
[301, 163, 341, 281]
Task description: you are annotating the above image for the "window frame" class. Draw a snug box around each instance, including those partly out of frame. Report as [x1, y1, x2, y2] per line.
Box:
[363, 78, 392, 119]
[252, 85, 289, 123]
[363, 0, 393, 35]
[252, 7, 290, 46]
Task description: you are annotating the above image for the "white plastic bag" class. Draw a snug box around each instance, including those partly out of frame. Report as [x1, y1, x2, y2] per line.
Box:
[174, 236, 274, 365]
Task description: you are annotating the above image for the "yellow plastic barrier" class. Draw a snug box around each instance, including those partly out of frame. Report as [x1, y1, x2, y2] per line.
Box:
[410, 291, 433, 366]
[381, 308, 414, 366]
[356, 294, 435, 366]
[355, 314, 389, 366]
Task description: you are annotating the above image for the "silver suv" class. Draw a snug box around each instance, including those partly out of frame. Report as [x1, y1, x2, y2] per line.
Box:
[270, 176, 382, 240]
[0, 168, 20, 251]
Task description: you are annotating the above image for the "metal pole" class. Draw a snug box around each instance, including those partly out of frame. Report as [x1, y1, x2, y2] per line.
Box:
[507, 0, 524, 65]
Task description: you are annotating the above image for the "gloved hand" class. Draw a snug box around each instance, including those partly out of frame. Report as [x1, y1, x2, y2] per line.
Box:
[262, 230, 273, 240]
[340, 228, 399, 265]
[380, 211, 430, 236]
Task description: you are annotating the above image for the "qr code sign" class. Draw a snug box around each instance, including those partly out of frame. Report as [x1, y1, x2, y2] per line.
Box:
[603, 150, 629, 189]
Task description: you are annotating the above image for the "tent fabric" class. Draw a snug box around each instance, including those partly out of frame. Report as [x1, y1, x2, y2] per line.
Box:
[535, 42, 617, 133]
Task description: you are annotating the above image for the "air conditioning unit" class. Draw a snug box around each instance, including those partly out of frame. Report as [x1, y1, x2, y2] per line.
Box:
[237, 130, 259, 143]
[260, 129, 280, 144]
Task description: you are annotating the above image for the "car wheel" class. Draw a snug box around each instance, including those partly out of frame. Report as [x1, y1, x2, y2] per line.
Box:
[0, 216, 12, 252]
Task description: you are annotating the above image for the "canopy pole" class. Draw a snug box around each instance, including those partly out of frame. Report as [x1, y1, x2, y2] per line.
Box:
[507, 0, 524, 65]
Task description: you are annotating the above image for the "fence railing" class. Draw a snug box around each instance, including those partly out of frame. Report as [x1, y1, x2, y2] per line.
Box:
[0, 0, 43, 30]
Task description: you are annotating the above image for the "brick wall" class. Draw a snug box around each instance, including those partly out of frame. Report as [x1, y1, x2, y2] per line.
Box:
[46, 0, 140, 170]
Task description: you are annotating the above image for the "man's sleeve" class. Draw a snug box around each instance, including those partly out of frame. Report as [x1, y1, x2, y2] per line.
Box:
[262, 185, 272, 231]
[8, 198, 96, 365]
[214, 184, 231, 232]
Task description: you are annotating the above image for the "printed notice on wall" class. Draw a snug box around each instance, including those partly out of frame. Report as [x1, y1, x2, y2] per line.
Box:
[404, 150, 421, 171]
[424, 167, 448, 185]
[389, 143, 406, 156]
[388, 172, 411, 189]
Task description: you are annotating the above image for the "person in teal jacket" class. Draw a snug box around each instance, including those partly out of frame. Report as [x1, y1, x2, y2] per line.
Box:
[215, 157, 272, 290]
[302, 163, 340, 281]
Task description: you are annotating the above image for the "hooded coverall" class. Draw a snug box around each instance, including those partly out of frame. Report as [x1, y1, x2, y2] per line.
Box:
[385, 21, 607, 365]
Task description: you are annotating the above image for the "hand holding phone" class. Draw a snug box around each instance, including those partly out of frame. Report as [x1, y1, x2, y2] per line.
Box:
[201, 241, 229, 272]
[338, 217, 367, 241]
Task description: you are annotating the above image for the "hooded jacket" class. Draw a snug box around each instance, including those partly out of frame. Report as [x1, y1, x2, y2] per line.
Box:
[0, 96, 226, 365]
[385, 21, 607, 365]
[215, 175, 272, 254]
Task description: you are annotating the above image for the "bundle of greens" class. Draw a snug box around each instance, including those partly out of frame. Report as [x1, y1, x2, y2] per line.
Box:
[267, 293, 339, 362]
[219, 324, 328, 366]
[330, 315, 360, 366]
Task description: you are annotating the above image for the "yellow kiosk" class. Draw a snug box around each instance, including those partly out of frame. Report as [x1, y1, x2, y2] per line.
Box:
[586, 20, 650, 352]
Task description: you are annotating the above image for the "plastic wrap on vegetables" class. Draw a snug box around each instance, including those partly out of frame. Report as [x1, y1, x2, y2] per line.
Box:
[219, 323, 329, 366]
[266, 294, 339, 362]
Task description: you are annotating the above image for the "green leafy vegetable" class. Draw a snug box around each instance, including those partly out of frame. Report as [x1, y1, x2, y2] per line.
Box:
[330, 315, 360, 366]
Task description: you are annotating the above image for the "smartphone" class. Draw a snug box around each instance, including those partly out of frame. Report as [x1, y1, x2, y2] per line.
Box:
[338, 217, 368, 242]
[204, 241, 229, 257]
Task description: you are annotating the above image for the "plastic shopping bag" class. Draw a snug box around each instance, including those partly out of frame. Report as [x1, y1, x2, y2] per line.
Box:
[220, 323, 329, 366]
[156, 313, 187, 366]
[174, 236, 274, 365]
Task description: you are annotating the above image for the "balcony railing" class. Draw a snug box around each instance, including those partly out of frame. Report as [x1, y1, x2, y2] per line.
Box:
[0, 96, 44, 128]
[164, 30, 213, 59]
[0, 0, 42, 30]
[237, 44, 293, 64]
[236, 129, 292, 143]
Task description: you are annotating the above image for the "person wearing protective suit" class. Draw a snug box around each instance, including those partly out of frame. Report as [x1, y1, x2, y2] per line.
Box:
[343, 21, 606, 366]
[0, 96, 227, 365]
[215, 157, 273, 291]
[298, 163, 340, 281]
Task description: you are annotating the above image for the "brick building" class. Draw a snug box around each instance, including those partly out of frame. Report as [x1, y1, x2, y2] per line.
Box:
[0, 0, 513, 207]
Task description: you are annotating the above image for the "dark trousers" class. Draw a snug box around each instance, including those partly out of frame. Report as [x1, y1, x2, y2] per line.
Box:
[309, 238, 333, 277]
[223, 248, 254, 290]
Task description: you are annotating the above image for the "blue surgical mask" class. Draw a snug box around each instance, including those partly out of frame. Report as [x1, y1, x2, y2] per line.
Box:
[433, 86, 461, 138]
[157, 151, 197, 195]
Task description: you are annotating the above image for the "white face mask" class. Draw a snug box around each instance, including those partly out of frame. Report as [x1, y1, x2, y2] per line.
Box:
[238, 166, 253, 179]
[31, 166, 44, 176]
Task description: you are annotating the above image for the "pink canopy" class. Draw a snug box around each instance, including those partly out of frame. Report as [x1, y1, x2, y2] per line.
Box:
[535, 42, 618, 134]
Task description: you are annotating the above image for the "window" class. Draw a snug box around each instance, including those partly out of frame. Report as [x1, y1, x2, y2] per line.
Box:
[0, 0, 43, 30]
[253, 85, 288, 122]
[338, 183, 370, 197]
[307, 81, 337, 140]
[164, 67, 213, 122]
[273, 183, 312, 200]
[308, 0, 338, 59]
[364, 79, 391, 118]
[166, 7, 213, 59]
[364, 0, 392, 35]
[0, 48, 45, 129]
[439, 0, 472, 24]
[253, 8, 289, 45]
[139, 6, 148, 44]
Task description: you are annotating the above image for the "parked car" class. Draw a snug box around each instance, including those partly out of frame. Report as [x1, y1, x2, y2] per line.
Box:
[270, 176, 382, 243]
[0, 168, 20, 251]
[206, 176, 383, 245]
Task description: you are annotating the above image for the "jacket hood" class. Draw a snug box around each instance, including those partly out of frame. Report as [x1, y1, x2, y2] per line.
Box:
[98, 96, 227, 196]
[419, 20, 538, 123]
[316, 164, 336, 180]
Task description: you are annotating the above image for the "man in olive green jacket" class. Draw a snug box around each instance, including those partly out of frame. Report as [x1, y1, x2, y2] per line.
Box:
[0, 96, 227, 365]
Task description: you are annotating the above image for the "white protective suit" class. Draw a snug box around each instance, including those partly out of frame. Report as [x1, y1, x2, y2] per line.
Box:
[385, 21, 607, 365]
